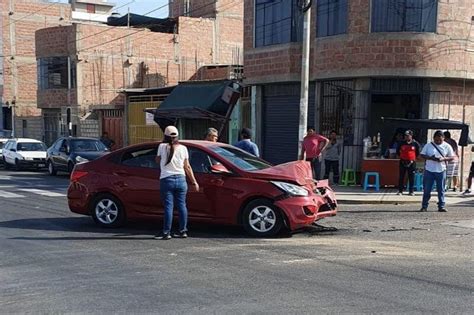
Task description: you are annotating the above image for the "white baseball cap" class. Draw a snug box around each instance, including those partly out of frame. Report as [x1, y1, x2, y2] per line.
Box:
[164, 125, 179, 137]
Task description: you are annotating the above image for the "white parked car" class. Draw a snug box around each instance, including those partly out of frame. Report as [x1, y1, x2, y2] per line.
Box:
[0, 138, 9, 165]
[2, 138, 48, 170]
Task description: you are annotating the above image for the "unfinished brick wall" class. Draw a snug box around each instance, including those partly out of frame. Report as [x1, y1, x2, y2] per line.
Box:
[1, 0, 72, 117]
[35, 13, 243, 114]
[244, 0, 474, 83]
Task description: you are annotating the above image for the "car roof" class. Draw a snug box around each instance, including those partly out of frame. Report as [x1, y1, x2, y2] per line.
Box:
[10, 138, 44, 143]
[60, 137, 100, 141]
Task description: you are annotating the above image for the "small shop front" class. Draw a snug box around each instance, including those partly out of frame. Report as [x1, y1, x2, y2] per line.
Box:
[361, 118, 471, 187]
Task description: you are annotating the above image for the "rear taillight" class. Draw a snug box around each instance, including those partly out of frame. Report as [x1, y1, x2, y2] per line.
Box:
[70, 170, 89, 182]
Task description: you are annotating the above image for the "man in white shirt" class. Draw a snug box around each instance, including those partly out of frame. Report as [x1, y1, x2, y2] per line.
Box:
[419, 130, 455, 212]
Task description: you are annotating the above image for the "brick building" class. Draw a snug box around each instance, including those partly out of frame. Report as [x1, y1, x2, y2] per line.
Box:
[35, 0, 244, 146]
[243, 0, 474, 185]
[1, 0, 72, 138]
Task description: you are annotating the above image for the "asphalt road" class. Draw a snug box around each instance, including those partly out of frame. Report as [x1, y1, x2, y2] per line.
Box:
[0, 168, 473, 314]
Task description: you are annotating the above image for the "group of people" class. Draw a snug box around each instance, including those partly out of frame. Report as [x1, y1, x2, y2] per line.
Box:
[153, 123, 473, 239]
[300, 127, 342, 184]
[393, 129, 473, 212]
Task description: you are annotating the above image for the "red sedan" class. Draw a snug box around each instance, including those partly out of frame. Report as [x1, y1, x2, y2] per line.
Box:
[68, 141, 337, 236]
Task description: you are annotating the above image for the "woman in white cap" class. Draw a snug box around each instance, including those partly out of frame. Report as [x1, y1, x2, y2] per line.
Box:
[155, 125, 199, 240]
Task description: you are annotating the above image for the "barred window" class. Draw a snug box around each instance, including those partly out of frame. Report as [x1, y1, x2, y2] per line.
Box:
[255, 0, 303, 47]
[317, 0, 348, 37]
[371, 0, 437, 33]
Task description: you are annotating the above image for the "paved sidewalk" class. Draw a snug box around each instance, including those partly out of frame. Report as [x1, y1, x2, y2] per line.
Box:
[333, 185, 474, 205]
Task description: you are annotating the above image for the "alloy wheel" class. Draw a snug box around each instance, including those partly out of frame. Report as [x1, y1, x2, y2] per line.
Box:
[248, 206, 277, 233]
[95, 199, 119, 225]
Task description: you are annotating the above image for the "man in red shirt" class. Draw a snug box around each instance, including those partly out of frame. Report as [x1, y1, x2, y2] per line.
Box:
[300, 127, 329, 180]
[396, 130, 420, 195]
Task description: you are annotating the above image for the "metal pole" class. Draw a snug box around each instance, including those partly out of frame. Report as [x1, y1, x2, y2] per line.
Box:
[298, 0, 312, 158]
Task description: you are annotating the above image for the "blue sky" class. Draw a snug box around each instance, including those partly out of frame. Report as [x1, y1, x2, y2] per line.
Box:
[56, 0, 169, 18]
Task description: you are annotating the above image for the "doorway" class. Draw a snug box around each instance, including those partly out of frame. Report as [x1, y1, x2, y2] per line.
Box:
[369, 94, 422, 152]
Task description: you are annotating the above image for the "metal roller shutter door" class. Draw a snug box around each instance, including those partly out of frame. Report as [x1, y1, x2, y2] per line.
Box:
[263, 84, 315, 165]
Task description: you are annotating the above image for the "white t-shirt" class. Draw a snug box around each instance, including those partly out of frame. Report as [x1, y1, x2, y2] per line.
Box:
[421, 142, 455, 173]
[157, 143, 189, 179]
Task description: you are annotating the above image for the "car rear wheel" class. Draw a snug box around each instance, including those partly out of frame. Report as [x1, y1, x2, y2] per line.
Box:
[91, 194, 126, 228]
[242, 199, 284, 237]
[47, 161, 57, 176]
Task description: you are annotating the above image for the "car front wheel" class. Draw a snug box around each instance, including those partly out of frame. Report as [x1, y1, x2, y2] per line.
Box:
[91, 194, 126, 228]
[14, 159, 21, 171]
[47, 161, 57, 176]
[242, 199, 284, 237]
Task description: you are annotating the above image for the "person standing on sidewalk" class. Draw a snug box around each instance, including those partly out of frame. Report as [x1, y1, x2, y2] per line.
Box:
[443, 131, 460, 191]
[300, 127, 329, 180]
[396, 130, 420, 196]
[155, 126, 199, 240]
[463, 145, 474, 195]
[419, 130, 455, 212]
[324, 130, 341, 185]
[235, 128, 260, 157]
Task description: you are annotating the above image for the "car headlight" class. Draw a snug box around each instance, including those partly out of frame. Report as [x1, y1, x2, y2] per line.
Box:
[75, 156, 89, 163]
[271, 181, 309, 197]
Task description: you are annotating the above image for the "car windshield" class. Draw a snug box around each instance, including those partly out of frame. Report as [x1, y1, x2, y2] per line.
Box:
[17, 142, 47, 151]
[71, 139, 107, 152]
[210, 146, 272, 171]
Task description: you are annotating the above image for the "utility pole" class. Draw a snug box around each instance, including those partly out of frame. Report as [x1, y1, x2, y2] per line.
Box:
[298, 0, 313, 158]
[9, 0, 17, 138]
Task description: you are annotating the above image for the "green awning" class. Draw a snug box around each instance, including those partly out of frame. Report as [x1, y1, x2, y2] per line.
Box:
[150, 80, 240, 123]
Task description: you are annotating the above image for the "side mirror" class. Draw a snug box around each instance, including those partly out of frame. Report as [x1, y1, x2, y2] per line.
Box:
[11, 148, 16, 152]
[210, 164, 231, 174]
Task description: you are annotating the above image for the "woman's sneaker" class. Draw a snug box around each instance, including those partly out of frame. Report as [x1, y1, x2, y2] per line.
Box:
[154, 234, 171, 240]
[172, 231, 188, 238]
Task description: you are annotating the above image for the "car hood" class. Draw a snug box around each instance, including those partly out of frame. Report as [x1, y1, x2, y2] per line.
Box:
[18, 151, 47, 158]
[248, 160, 316, 186]
[73, 151, 108, 160]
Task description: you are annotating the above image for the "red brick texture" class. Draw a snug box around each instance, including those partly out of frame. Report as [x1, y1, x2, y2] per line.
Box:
[36, 11, 243, 111]
[244, 0, 474, 83]
[1, 0, 72, 116]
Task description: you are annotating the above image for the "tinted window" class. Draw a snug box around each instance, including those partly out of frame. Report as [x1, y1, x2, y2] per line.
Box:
[255, 0, 303, 47]
[17, 142, 47, 151]
[188, 148, 216, 173]
[371, 0, 437, 32]
[317, 0, 348, 37]
[121, 148, 159, 169]
[210, 146, 272, 171]
[71, 139, 107, 152]
[0, 142, 4, 149]
[53, 139, 64, 151]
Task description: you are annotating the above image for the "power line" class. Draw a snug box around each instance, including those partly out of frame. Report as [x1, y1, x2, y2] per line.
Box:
[2, 0, 62, 29]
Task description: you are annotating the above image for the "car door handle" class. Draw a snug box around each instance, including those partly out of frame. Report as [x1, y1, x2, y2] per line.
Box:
[116, 181, 128, 188]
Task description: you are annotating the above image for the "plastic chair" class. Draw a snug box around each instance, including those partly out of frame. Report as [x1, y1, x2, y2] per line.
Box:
[341, 169, 356, 186]
[414, 173, 423, 191]
[363, 172, 380, 191]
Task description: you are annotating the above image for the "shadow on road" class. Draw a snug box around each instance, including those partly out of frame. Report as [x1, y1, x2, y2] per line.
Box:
[0, 216, 342, 240]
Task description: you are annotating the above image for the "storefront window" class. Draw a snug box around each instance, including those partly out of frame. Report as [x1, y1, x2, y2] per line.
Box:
[316, 0, 348, 37]
[371, 0, 438, 33]
[254, 0, 303, 47]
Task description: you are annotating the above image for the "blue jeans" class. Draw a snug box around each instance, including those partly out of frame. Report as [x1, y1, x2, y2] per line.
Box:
[160, 175, 188, 234]
[422, 170, 446, 209]
[307, 158, 322, 180]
